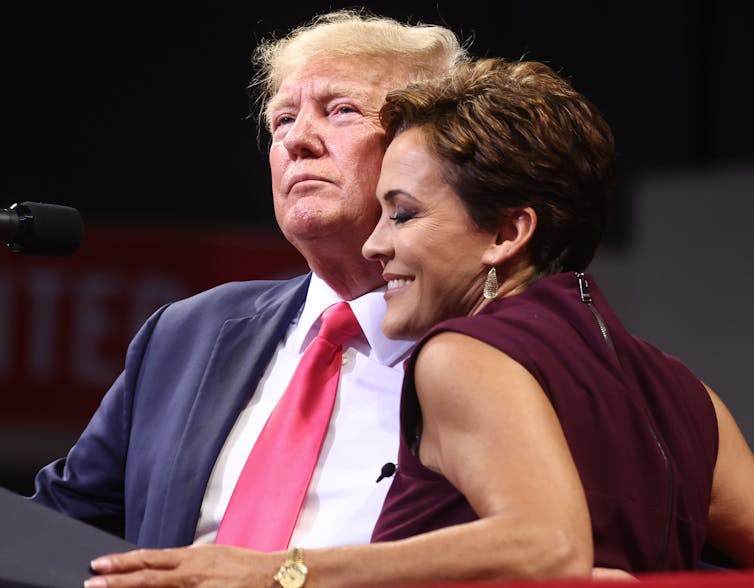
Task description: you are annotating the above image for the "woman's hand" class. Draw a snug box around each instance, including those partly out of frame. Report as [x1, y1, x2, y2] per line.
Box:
[84, 543, 280, 588]
[592, 567, 638, 581]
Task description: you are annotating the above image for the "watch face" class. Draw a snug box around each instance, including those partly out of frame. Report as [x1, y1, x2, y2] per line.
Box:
[276, 563, 307, 588]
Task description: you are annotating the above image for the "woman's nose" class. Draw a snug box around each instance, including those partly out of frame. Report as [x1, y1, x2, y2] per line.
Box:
[362, 221, 389, 261]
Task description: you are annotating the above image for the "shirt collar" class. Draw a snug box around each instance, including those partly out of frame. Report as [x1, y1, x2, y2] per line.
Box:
[290, 273, 415, 367]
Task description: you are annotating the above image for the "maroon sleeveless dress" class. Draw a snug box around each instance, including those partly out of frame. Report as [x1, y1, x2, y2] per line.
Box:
[371, 272, 717, 572]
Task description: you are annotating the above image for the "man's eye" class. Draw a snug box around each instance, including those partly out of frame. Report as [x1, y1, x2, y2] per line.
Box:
[331, 105, 356, 115]
[389, 208, 415, 224]
[273, 115, 295, 130]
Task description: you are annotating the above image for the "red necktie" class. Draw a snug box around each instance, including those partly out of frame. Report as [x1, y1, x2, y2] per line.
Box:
[215, 301, 361, 551]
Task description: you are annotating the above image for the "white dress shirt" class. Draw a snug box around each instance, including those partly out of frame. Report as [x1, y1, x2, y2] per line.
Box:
[194, 274, 414, 547]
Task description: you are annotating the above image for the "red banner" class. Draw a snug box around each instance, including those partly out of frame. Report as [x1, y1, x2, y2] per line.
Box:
[0, 222, 308, 426]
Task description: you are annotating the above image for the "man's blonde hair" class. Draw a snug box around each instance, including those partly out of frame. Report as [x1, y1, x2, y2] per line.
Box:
[249, 8, 468, 132]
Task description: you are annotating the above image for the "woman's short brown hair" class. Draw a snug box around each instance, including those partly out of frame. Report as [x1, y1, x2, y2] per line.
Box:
[380, 57, 616, 278]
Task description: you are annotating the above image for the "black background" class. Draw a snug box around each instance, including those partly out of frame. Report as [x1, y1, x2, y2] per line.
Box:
[4, 1, 753, 246]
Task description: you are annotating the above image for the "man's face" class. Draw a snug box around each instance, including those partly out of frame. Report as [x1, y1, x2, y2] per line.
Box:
[267, 57, 399, 259]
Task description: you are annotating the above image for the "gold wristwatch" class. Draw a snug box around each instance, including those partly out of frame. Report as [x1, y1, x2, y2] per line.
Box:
[274, 547, 308, 588]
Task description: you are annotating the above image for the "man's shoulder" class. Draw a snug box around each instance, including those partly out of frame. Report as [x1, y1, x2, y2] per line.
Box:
[197, 274, 310, 303]
[160, 273, 311, 322]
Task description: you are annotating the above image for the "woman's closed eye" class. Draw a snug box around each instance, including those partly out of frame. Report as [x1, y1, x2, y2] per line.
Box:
[389, 207, 417, 224]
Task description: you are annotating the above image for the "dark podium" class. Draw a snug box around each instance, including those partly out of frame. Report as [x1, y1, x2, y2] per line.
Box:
[3, 487, 753, 588]
[0, 486, 136, 587]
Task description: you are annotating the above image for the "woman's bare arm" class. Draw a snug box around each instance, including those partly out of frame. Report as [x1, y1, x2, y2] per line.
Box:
[705, 384, 754, 567]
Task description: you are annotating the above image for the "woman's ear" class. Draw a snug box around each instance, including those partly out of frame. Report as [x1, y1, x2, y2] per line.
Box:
[482, 206, 537, 266]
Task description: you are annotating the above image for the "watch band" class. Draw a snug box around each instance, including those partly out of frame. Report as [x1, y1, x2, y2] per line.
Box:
[289, 547, 305, 567]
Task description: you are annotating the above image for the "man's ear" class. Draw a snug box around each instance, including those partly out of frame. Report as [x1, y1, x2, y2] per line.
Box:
[482, 207, 537, 266]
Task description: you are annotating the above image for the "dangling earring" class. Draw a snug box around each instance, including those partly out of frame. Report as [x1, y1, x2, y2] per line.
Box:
[483, 267, 499, 300]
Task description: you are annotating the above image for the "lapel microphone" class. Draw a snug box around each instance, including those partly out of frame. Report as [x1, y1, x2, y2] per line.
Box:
[376, 462, 396, 483]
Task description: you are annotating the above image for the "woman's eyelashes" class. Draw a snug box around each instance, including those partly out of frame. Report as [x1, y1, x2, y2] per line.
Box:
[389, 207, 417, 224]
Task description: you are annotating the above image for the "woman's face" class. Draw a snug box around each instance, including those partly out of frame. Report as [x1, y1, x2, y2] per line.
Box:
[363, 127, 497, 340]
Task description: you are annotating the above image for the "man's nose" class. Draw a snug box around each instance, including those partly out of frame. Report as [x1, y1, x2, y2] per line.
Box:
[283, 112, 325, 158]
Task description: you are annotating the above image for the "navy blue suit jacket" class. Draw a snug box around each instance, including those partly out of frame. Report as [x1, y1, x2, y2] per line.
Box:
[31, 274, 311, 547]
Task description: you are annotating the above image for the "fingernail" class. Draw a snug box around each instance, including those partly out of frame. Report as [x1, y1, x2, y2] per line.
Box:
[89, 557, 111, 573]
[83, 577, 107, 588]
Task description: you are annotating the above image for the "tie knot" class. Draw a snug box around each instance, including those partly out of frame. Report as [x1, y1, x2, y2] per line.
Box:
[318, 302, 361, 346]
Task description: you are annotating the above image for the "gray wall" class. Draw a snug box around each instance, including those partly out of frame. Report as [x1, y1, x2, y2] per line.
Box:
[591, 164, 754, 446]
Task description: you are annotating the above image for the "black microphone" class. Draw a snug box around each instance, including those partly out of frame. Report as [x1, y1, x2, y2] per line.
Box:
[376, 462, 396, 483]
[1, 201, 84, 255]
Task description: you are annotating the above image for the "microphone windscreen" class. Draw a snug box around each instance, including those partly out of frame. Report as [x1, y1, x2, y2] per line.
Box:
[14, 201, 84, 255]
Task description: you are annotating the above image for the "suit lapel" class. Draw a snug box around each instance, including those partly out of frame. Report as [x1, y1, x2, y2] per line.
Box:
[153, 275, 310, 546]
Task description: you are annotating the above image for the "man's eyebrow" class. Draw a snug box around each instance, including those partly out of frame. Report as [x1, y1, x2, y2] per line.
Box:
[266, 94, 293, 115]
[266, 83, 377, 126]
[269, 82, 368, 107]
[326, 83, 371, 103]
